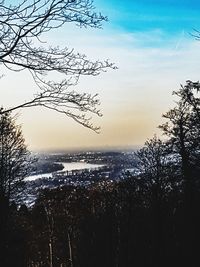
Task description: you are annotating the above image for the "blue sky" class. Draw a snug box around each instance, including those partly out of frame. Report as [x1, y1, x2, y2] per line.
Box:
[96, 0, 200, 36]
[4, 0, 200, 150]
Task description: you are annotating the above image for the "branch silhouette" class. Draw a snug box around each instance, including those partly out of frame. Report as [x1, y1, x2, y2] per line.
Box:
[0, 0, 116, 130]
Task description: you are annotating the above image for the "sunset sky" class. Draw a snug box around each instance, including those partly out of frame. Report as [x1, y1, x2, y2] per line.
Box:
[2, 0, 200, 151]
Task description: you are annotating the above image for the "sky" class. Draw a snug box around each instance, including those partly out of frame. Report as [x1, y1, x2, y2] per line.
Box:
[2, 0, 200, 151]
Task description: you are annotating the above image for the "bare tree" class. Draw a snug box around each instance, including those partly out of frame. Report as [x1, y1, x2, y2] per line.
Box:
[135, 136, 177, 200]
[135, 136, 179, 266]
[174, 80, 200, 122]
[0, 0, 115, 131]
[0, 110, 29, 203]
[159, 102, 193, 181]
[160, 82, 200, 207]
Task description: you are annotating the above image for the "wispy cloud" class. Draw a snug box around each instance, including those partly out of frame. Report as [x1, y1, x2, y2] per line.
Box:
[4, 0, 200, 150]
[15, 27, 200, 150]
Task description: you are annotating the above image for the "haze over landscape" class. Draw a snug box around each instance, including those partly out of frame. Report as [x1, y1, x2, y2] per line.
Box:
[2, 0, 200, 151]
[1, 1, 200, 267]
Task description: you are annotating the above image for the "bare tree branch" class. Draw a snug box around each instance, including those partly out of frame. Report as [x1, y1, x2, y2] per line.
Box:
[0, 0, 116, 130]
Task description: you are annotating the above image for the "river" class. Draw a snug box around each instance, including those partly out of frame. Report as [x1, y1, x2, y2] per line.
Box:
[25, 162, 105, 181]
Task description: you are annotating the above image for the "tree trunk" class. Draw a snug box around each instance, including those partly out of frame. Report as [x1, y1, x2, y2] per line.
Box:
[49, 239, 53, 267]
[68, 231, 73, 267]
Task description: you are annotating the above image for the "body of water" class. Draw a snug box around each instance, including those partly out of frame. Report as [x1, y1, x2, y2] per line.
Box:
[25, 162, 104, 181]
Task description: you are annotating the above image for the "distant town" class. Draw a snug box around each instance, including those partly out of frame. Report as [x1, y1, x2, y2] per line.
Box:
[18, 150, 138, 206]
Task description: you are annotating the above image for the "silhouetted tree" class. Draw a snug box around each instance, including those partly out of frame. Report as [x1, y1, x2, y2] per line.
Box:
[173, 81, 200, 180]
[0, 110, 29, 204]
[174, 80, 200, 122]
[0, 110, 30, 266]
[0, 0, 115, 131]
[135, 136, 178, 201]
[160, 83, 200, 199]
[159, 82, 200, 265]
[135, 136, 179, 266]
